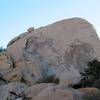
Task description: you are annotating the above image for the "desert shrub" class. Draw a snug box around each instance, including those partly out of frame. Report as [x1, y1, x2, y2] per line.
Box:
[72, 59, 100, 89]
[80, 59, 100, 87]
[70, 83, 82, 89]
[82, 93, 100, 100]
[35, 75, 59, 84]
[92, 79, 100, 89]
[0, 47, 6, 53]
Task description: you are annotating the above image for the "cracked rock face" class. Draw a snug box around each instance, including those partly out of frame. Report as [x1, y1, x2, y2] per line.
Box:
[7, 18, 100, 84]
[0, 18, 100, 100]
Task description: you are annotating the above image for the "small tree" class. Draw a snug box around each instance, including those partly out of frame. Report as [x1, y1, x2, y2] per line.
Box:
[80, 59, 100, 87]
[34, 75, 59, 85]
[0, 47, 6, 53]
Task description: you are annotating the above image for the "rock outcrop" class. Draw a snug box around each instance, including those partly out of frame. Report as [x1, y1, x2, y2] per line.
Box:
[6, 18, 100, 84]
[0, 17, 100, 100]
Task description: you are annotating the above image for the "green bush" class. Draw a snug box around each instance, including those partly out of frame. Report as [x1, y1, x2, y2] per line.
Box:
[35, 75, 59, 85]
[82, 93, 100, 100]
[92, 79, 100, 89]
[72, 59, 100, 89]
[80, 59, 100, 87]
[0, 47, 6, 53]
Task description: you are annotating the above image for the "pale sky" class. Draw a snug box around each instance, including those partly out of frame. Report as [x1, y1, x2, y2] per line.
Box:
[0, 0, 100, 47]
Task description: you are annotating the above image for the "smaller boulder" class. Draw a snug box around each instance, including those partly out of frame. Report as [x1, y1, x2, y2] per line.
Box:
[79, 87, 100, 100]
[27, 27, 34, 33]
[78, 87, 100, 94]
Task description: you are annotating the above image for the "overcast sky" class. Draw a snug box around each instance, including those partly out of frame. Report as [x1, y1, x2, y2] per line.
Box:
[0, 0, 100, 47]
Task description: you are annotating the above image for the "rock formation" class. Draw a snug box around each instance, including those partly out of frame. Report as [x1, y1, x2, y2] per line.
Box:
[0, 17, 100, 100]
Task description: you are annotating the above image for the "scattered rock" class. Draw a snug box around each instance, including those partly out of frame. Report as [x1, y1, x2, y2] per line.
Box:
[33, 85, 83, 100]
[27, 27, 34, 33]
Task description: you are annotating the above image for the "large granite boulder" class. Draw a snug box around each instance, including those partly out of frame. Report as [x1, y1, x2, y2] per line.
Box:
[32, 85, 83, 100]
[0, 17, 100, 100]
[5, 18, 100, 85]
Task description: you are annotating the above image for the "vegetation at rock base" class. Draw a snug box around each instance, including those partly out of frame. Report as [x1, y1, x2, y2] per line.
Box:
[72, 59, 100, 89]
[80, 59, 100, 87]
[82, 92, 100, 100]
[0, 46, 6, 53]
[35, 75, 59, 85]
[92, 79, 100, 89]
